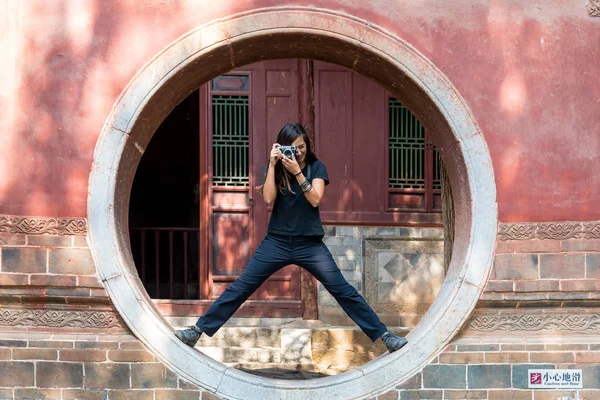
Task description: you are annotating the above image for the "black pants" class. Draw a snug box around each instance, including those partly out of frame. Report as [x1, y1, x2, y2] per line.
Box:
[196, 233, 387, 341]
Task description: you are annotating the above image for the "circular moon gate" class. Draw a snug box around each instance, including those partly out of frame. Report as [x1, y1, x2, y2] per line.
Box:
[88, 7, 497, 400]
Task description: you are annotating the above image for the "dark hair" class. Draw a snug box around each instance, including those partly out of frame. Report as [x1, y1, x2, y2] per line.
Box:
[257, 123, 318, 194]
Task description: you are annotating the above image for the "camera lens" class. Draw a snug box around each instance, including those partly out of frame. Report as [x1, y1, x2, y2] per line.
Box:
[283, 149, 292, 158]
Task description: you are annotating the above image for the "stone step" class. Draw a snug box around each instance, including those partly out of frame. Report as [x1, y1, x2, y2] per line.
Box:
[195, 327, 281, 348]
[198, 346, 281, 364]
[171, 322, 409, 373]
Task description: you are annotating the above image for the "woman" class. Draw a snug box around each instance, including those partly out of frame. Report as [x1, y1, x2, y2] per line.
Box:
[175, 123, 407, 353]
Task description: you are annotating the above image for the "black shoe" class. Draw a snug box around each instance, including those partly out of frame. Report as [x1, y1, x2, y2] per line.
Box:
[381, 331, 408, 353]
[174, 325, 202, 347]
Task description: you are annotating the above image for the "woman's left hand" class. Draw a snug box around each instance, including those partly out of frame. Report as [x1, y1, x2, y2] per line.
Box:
[281, 153, 301, 175]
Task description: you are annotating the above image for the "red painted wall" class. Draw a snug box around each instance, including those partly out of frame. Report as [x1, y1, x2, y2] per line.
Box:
[1, 1, 599, 222]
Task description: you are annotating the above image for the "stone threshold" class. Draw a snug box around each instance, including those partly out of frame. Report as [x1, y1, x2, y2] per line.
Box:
[167, 316, 412, 331]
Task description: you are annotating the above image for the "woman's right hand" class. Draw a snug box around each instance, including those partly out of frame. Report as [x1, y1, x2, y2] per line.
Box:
[269, 143, 282, 166]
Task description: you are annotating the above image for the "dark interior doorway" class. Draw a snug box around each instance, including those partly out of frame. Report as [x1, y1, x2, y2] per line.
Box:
[129, 90, 200, 299]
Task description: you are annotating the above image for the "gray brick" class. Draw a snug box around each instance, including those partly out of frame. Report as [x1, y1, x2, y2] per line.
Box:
[586, 254, 600, 279]
[27, 235, 72, 247]
[337, 227, 357, 237]
[342, 236, 362, 246]
[444, 390, 487, 399]
[109, 390, 153, 400]
[512, 364, 555, 389]
[131, 363, 177, 388]
[84, 363, 130, 389]
[492, 254, 538, 280]
[400, 390, 443, 400]
[422, 365, 465, 389]
[377, 227, 398, 237]
[15, 388, 62, 399]
[62, 389, 107, 400]
[155, 390, 201, 400]
[457, 344, 499, 352]
[48, 248, 95, 275]
[468, 365, 510, 389]
[540, 254, 585, 279]
[357, 227, 377, 236]
[1, 248, 47, 273]
[0, 361, 34, 387]
[0, 339, 27, 347]
[578, 365, 600, 389]
[37, 362, 83, 388]
[0, 234, 26, 246]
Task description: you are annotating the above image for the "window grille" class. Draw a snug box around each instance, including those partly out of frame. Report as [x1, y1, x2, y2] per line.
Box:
[389, 98, 425, 189]
[212, 95, 249, 186]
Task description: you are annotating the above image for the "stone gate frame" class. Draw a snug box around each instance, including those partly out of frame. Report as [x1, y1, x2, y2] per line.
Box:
[87, 7, 497, 400]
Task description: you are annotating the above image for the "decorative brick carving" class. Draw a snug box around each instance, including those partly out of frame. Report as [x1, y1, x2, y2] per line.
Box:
[498, 223, 536, 240]
[0, 215, 87, 236]
[467, 313, 600, 332]
[536, 222, 583, 240]
[583, 222, 600, 238]
[590, 0, 600, 16]
[0, 309, 122, 329]
[498, 222, 592, 240]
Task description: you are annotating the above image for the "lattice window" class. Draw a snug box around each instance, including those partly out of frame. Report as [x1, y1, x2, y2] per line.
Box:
[389, 98, 425, 189]
[212, 95, 249, 186]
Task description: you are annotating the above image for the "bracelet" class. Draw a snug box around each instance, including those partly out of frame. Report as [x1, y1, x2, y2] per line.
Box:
[302, 183, 313, 193]
[294, 171, 302, 177]
[300, 179, 310, 189]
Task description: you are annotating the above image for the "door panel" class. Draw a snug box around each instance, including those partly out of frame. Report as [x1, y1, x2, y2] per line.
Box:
[247, 60, 301, 302]
[203, 60, 303, 313]
[314, 68, 351, 215]
[212, 211, 250, 277]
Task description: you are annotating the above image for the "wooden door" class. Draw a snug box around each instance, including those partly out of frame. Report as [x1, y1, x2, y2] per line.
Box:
[199, 60, 304, 317]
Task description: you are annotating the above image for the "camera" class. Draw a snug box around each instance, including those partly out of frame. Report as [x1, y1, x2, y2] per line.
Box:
[279, 145, 298, 159]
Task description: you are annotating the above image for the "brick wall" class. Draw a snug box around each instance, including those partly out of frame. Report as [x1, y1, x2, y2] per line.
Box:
[0, 333, 598, 399]
[483, 237, 600, 307]
[368, 335, 600, 400]
[0, 332, 218, 400]
[2, 216, 600, 398]
[0, 226, 126, 334]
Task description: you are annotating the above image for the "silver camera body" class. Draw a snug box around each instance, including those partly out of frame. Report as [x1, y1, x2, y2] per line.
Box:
[279, 145, 298, 159]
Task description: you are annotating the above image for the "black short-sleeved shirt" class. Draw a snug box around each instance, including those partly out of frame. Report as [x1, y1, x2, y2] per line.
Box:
[267, 159, 330, 236]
